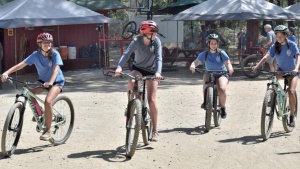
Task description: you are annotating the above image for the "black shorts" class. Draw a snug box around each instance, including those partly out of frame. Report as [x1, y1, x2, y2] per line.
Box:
[132, 65, 155, 76]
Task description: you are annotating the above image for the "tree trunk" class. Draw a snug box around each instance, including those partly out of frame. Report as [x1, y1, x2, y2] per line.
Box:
[246, 20, 259, 53]
[288, 0, 295, 28]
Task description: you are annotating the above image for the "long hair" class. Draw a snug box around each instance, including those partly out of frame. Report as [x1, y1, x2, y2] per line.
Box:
[275, 39, 289, 55]
[38, 43, 53, 60]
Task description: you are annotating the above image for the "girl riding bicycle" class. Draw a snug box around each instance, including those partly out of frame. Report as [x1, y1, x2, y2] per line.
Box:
[189, 34, 234, 119]
[253, 25, 300, 127]
[115, 20, 162, 141]
[1, 32, 65, 141]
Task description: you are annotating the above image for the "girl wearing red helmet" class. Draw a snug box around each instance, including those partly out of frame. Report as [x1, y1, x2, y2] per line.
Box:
[115, 20, 162, 141]
[1, 32, 65, 141]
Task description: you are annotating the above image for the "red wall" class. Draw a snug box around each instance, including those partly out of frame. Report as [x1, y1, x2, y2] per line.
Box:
[3, 24, 99, 73]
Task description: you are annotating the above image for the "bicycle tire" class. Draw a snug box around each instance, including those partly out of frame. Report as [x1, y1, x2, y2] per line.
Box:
[49, 95, 75, 145]
[125, 99, 142, 158]
[261, 89, 276, 141]
[205, 87, 213, 132]
[213, 91, 222, 127]
[141, 107, 152, 145]
[122, 21, 137, 39]
[241, 54, 261, 78]
[282, 92, 298, 132]
[1, 102, 24, 157]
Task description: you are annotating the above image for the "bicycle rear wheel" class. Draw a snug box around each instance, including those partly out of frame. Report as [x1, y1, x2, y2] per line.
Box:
[261, 89, 276, 141]
[241, 54, 261, 78]
[205, 87, 213, 132]
[50, 95, 75, 145]
[125, 99, 142, 158]
[282, 92, 297, 132]
[1, 102, 24, 157]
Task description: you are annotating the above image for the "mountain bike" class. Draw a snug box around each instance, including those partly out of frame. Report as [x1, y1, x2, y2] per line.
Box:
[196, 68, 228, 132]
[260, 71, 298, 141]
[241, 46, 267, 78]
[1, 77, 75, 157]
[122, 21, 166, 39]
[107, 70, 163, 158]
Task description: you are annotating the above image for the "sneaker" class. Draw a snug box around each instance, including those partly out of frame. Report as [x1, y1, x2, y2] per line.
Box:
[289, 116, 295, 127]
[221, 108, 227, 119]
[151, 131, 159, 142]
[40, 130, 52, 141]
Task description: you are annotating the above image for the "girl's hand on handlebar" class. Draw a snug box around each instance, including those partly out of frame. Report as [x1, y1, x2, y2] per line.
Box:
[1, 73, 8, 82]
[189, 63, 196, 73]
[115, 67, 122, 77]
[43, 82, 52, 88]
[155, 72, 162, 80]
[252, 66, 258, 72]
[292, 69, 298, 75]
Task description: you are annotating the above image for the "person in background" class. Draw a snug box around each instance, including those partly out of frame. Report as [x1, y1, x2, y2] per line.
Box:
[198, 25, 208, 49]
[237, 27, 247, 64]
[263, 24, 276, 72]
[288, 27, 298, 45]
[208, 23, 228, 46]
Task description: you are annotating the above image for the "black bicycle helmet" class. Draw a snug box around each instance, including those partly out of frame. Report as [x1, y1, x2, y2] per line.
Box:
[206, 33, 219, 44]
[274, 25, 289, 35]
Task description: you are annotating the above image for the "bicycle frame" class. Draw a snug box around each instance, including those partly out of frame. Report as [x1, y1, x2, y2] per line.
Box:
[10, 80, 64, 131]
[266, 74, 288, 118]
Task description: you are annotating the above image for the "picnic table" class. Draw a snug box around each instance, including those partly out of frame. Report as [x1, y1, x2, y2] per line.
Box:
[163, 47, 205, 65]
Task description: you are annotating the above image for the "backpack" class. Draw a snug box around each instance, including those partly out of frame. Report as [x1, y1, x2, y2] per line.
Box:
[204, 48, 229, 63]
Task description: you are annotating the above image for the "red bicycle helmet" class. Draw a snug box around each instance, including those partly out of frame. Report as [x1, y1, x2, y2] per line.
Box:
[139, 20, 159, 34]
[36, 32, 53, 43]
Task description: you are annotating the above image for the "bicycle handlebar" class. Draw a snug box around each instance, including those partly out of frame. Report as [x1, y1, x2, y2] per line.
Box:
[195, 68, 229, 74]
[107, 70, 164, 81]
[258, 70, 299, 77]
[6, 77, 48, 88]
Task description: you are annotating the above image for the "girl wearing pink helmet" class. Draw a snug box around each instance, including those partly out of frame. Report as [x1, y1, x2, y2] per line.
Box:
[1, 32, 65, 141]
[115, 20, 163, 141]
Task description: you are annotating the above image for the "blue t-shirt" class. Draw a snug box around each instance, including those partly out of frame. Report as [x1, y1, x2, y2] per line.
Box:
[197, 50, 229, 71]
[268, 40, 300, 71]
[24, 50, 65, 85]
[288, 35, 298, 45]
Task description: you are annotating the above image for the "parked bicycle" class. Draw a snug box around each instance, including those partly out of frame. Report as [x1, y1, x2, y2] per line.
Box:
[260, 71, 298, 141]
[241, 46, 267, 78]
[195, 68, 228, 132]
[1, 77, 75, 157]
[107, 70, 163, 158]
[122, 21, 166, 39]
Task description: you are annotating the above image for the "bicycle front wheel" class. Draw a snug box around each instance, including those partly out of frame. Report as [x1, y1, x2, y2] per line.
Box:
[241, 55, 261, 78]
[122, 21, 137, 39]
[261, 89, 276, 141]
[50, 95, 75, 145]
[205, 87, 213, 132]
[282, 92, 298, 132]
[141, 107, 153, 145]
[1, 102, 24, 157]
[125, 99, 142, 158]
[213, 93, 222, 127]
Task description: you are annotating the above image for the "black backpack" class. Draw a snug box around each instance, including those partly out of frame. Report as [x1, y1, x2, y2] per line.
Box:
[204, 48, 229, 63]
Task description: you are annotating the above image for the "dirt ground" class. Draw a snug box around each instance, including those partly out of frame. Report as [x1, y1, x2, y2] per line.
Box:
[0, 67, 300, 169]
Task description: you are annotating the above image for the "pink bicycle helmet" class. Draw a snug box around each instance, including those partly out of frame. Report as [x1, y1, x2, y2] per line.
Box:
[36, 32, 53, 43]
[139, 20, 159, 34]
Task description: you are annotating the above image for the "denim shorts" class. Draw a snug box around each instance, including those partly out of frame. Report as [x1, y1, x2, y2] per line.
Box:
[38, 80, 64, 92]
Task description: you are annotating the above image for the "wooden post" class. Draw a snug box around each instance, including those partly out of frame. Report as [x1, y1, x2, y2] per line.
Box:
[246, 20, 259, 53]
